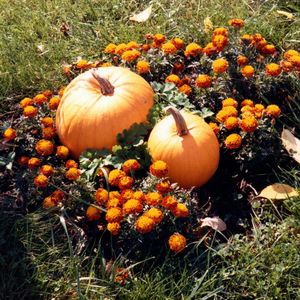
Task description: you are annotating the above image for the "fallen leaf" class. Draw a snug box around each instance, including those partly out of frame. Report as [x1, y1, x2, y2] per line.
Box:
[257, 183, 299, 201]
[203, 17, 213, 33]
[200, 216, 227, 231]
[281, 129, 300, 164]
[276, 10, 294, 20]
[129, 5, 152, 22]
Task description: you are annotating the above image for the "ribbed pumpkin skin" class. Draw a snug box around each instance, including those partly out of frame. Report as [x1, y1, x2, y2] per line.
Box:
[56, 67, 154, 158]
[148, 111, 220, 188]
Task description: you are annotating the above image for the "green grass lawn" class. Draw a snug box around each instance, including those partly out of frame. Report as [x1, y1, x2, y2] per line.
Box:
[1, 0, 300, 299]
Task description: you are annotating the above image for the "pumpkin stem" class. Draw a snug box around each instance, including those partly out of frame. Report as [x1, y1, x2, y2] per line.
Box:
[91, 69, 114, 95]
[165, 106, 189, 136]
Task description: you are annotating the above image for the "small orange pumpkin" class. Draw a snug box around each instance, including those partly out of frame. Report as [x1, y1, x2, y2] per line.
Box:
[56, 67, 154, 158]
[147, 107, 219, 188]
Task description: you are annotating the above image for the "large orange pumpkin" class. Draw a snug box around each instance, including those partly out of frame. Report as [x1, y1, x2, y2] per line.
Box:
[147, 107, 219, 188]
[56, 67, 154, 158]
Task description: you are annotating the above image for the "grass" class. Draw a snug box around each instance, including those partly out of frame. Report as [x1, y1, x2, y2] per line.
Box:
[1, 0, 300, 298]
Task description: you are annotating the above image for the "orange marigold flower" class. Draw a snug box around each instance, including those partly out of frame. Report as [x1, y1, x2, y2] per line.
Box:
[265, 63, 281, 76]
[34, 174, 48, 188]
[225, 133, 242, 149]
[42, 89, 52, 97]
[28, 157, 41, 169]
[127, 41, 139, 49]
[212, 58, 229, 74]
[241, 34, 252, 44]
[241, 105, 255, 114]
[252, 33, 264, 42]
[240, 117, 258, 133]
[41, 117, 54, 127]
[136, 60, 150, 74]
[65, 159, 78, 169]
[106, 207, 123, 223]
[173, 62, 185, 73]
[156, 180, 171, 194]
[122, 159, 141, 174]
[23, 105, 38, 118]
[179, 76, 191, 86]
[153, 33, 166, 44]
[171, 37, 184, 49]
[58, 86, 66, 97]
[284, 49, 299, 60]
[265, 104, 281, 118]
[162, 195, 177, 210]
[95, 188, 109, 205]
[115, 43, 128, 55]
[241, 65, 255, 78]
[262, 44, 276, 55]
[42, 127, 56, 139]
[172, 203, 189, 217]
[209, 122, 220, 135]
[224, 116, 239, 130]
[168, 233, 187, 253]
[132, 191, 145, 202]
[237, 55, 248, 66]
[118, 176, 134, 190]
[48, 97, 60, 110]
[184, 42, 202, 57]
[165, 74, 181, 86]
[104, 43, 117, 54]
[241, 99, 254, 107]
[34, 94, 48, 105]
[141, 44, 151, 52]
[123, 199, 143, 215]
[254, 104, 265, 118]
[101, 62, 112, 67]
[280, 60, 293, 72]
[20, 97, 33, 108]
[145, 192, 162, 206]
[108, 169, 126, 186]
[109, 191, 121, 200]
[52, 190, 64, 202]
[150, 160, 168, 177]
[195, 74, 211, 88]
[65, 167, 80, 180]
[120, 189, 134, 202]
[43, 196, 57, 208]
[114, 268, 129, 285]
[121, 49, 141, 62]
[107, 198, 122, 209]
[288, 55, 300, 67]
[76, 59, 89, 69]
[161, 42, 177, 55]
[228, 18, 245, 28]
[56, 145, 69, 160]
[18, 156, 29, 166]
[202, 42, 216, 56]
[213, 27, 228, 37]
[222, 98, 238, 108]
[212, 34, 228, 52]
[3, 128, 16, 141]
[135, 215, 155, 234]
[178, 84, 192, 95]
[144, 207, 163, 224]
[86, 206, 102, 221]
[107, 222, 121, 235]
[216, 106, 238, 122]
[40, 165, 54, 177]
[35, 139, 54, 156]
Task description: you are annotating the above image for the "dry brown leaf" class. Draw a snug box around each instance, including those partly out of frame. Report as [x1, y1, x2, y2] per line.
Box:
[129, 5, 152, 22]
[257, 183, 299, 201]
[200, 216, 227, 231]
[276, 10, 295, 20]
[281, 129, 300, 164]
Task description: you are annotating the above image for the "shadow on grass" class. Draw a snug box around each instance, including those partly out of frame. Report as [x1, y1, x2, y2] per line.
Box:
[0, 213, 42, 300]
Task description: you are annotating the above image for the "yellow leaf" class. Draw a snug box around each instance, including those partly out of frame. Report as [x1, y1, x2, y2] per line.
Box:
[129, 5, 152, 22]
[281, 129, 300, 164]
[276, 10, 294, 20]
[257, 183, 299, 201]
